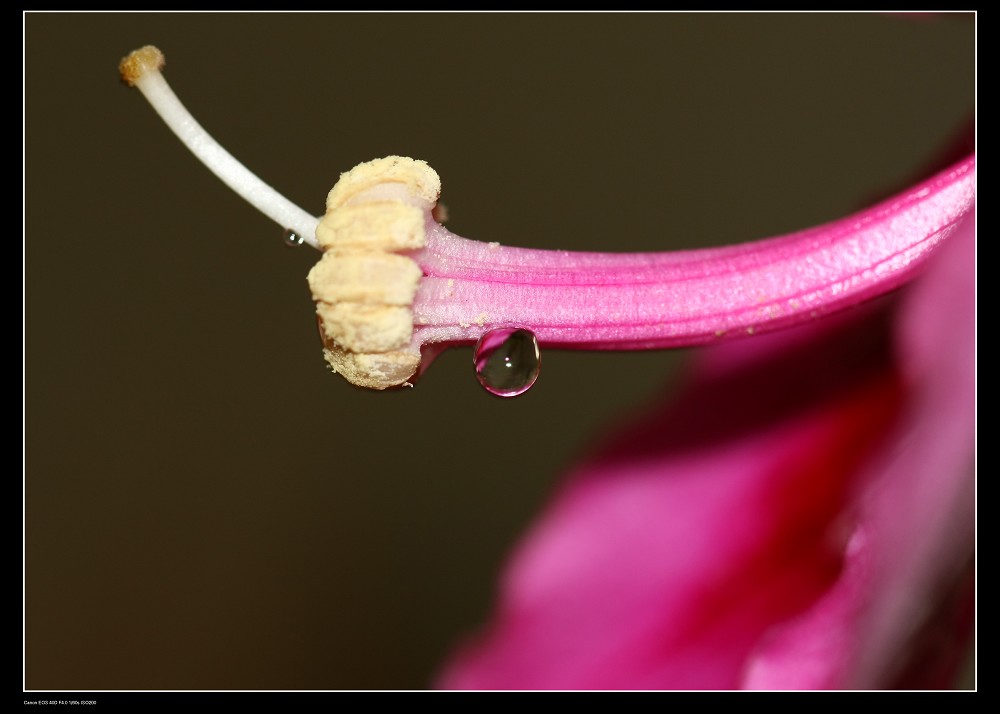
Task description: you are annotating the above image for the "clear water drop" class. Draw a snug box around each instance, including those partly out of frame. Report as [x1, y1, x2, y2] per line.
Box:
[474, 327, 541, 397]
[283, 228, 305, 247]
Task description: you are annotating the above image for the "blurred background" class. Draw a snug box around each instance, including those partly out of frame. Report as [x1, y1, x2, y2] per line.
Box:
[24, 13, 973, 690]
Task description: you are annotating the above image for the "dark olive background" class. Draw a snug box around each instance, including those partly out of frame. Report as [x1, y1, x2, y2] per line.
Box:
[25, 13, 974, 690]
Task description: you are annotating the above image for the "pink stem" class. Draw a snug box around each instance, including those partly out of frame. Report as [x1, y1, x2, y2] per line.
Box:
[410, 156, 975, 350]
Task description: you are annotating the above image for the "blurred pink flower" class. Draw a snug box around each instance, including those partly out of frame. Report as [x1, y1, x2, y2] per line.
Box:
[117, 36, 975, 690]
[439, 176, 975, 690]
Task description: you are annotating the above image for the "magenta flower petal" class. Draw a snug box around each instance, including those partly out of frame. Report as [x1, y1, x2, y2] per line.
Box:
[744, 211, 976, 690]
[438, 211, 975, 690]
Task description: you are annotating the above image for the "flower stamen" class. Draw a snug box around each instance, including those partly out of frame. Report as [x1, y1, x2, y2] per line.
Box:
[120, 45, 976, 392]
[118, 45, 320, 248]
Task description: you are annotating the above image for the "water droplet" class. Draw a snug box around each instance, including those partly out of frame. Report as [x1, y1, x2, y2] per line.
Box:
[474, 327, 541, 397]
[283, 228, 304, 247]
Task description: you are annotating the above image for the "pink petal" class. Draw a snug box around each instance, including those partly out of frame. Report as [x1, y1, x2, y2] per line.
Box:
[744, 209, 976, 690]
[438, 212, 975, 691]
